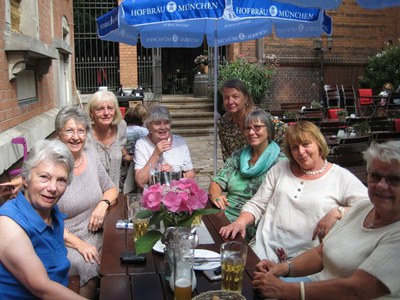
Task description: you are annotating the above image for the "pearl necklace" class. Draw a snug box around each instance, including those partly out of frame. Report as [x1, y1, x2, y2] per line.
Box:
[74, 155, 83, 168]
[301, 159, 328, 175]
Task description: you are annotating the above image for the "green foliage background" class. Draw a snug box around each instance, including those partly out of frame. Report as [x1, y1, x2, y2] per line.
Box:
[215, 57, 277, 114]
[358, 45, 400, 92]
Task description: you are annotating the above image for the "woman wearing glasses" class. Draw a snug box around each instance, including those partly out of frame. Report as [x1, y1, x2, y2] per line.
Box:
[220, 121, 368, 263]
[209, 110, 285, 240]
[252, 141, 400, 299]
[55, 106, 118, 298]
[217, 79, 287, 162]
[2, 106, 118, 298]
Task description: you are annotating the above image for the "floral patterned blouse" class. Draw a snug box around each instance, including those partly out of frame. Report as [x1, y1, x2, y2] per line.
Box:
[217, 107, 287, 162]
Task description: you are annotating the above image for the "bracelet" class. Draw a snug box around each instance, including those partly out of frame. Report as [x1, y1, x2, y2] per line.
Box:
[284, 260, 293, 277]
[300, 281, 305, 300]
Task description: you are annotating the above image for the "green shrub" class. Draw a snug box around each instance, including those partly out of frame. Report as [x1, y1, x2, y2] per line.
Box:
[358, 45, 400, 92]
[215, 57, 277, 113]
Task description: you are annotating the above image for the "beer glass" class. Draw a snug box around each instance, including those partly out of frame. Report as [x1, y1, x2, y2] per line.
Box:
[126, 193, 141, 221]
[173, 228, 196, 300]
[133, 211, 150, 241]
[220, 242, 247, 293]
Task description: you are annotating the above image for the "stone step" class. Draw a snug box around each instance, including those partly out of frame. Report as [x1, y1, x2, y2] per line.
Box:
[152, 94, 215, 138]
[161, 96, 212, 103]
[170, 111, 214, 121]
[163, 103, 214, 111]
[172, 127, 215, 137]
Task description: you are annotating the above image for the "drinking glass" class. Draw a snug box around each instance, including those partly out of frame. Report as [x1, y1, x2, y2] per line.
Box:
[126, 193, 141, 221]
[169, 165, 182, 182]
[161, 164, 182, 185]
[220, 242, 248, 293]
[172, 228, 196, 300]
[149, 162, 161, 185]
[133, 212, 150, 241]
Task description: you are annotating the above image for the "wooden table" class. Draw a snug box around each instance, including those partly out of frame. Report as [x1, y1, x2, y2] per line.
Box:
[99, 194, 262, 300]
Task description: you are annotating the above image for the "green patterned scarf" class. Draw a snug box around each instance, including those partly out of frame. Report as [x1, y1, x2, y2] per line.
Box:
[240, 141, 280, 178]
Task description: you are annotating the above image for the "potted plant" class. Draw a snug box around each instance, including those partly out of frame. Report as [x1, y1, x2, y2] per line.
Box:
[283, 110, 297, 120]
[353, 121, 370, 136]
[336, 109, 348, 121]
[194, 53, 209, 74]
[310, 100, 322, 109]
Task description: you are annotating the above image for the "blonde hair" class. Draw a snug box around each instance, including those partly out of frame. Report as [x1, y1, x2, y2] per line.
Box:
[284, 121, 330, 163]
[383, 82, 395, 92]
[86, 90, 122, 125]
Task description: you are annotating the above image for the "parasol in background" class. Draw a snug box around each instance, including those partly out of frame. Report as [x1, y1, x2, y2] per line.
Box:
[97, 0, 333, 175]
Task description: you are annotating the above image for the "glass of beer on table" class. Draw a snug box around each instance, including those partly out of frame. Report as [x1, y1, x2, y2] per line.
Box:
[220, 241, 248, 293]
[173, 228, 196, 300]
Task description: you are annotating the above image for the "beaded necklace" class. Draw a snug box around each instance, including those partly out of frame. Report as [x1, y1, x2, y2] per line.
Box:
[301, 159, 328, 175]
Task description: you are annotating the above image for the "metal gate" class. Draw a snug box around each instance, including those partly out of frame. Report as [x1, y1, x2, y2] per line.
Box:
[74, 0, 120, 94]
[137, 42, 162, 99]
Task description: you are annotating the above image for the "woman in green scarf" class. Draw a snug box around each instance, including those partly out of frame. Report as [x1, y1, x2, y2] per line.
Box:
[209, 110, 285, 240]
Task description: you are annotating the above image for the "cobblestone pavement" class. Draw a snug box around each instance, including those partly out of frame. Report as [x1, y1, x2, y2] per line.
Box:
[184, 134, 223, 190]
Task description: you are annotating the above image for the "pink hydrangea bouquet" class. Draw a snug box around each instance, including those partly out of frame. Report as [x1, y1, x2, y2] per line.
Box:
[135, 178, 218, 254]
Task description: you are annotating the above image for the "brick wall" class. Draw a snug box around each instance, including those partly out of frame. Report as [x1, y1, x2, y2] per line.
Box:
[119, 43, 138, 88]
[0, 0, 74, 133]
[230, 3, 400, 107]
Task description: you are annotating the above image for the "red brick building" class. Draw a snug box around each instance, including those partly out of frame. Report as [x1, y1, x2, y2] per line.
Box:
[0, 0, 74, 173]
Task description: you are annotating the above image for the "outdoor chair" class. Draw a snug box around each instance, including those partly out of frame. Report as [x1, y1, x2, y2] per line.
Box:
[339, 135, 371, 144]
[8, 136, 28, 177]
[328, 142, 370, 167]
[372, 131, 400, 143]
[324, 84, 341, 109]
[319, 121, 346, 136]
[340, 85, 357, 116]
[369, 118, 394, 132]
[357, 88, 374, 117]
[385, 92, 400, 117]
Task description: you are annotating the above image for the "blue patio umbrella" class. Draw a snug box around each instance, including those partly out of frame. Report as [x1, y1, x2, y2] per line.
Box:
[97, 0, 332, 175]
[279, 0, 400, 9]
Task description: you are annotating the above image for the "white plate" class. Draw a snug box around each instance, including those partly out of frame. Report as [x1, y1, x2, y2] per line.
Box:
[152, 239, 166, 253]
[193, 249, 220, 271]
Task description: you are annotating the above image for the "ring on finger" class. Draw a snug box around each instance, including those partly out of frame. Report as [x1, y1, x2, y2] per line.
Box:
[215, 198, 221, 202]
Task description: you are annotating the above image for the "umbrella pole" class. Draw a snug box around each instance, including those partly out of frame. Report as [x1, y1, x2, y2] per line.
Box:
[213, 43, 219, 176]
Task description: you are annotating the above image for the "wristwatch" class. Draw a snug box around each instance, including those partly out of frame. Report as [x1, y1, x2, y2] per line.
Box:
[102, 199, 111, 207]
[337, 206, 345, 220]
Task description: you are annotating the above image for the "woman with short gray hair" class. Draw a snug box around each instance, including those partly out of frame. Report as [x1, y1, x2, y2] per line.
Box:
[55, 105, 118, 298]
[0, 140, 85, 299]
[134, 105, 195, 187]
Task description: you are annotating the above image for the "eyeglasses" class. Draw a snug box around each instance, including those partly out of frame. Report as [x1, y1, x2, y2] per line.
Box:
[61, 129, 86, 137]
[243, 124, 266, 134]
[367, 172, 400, 187]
